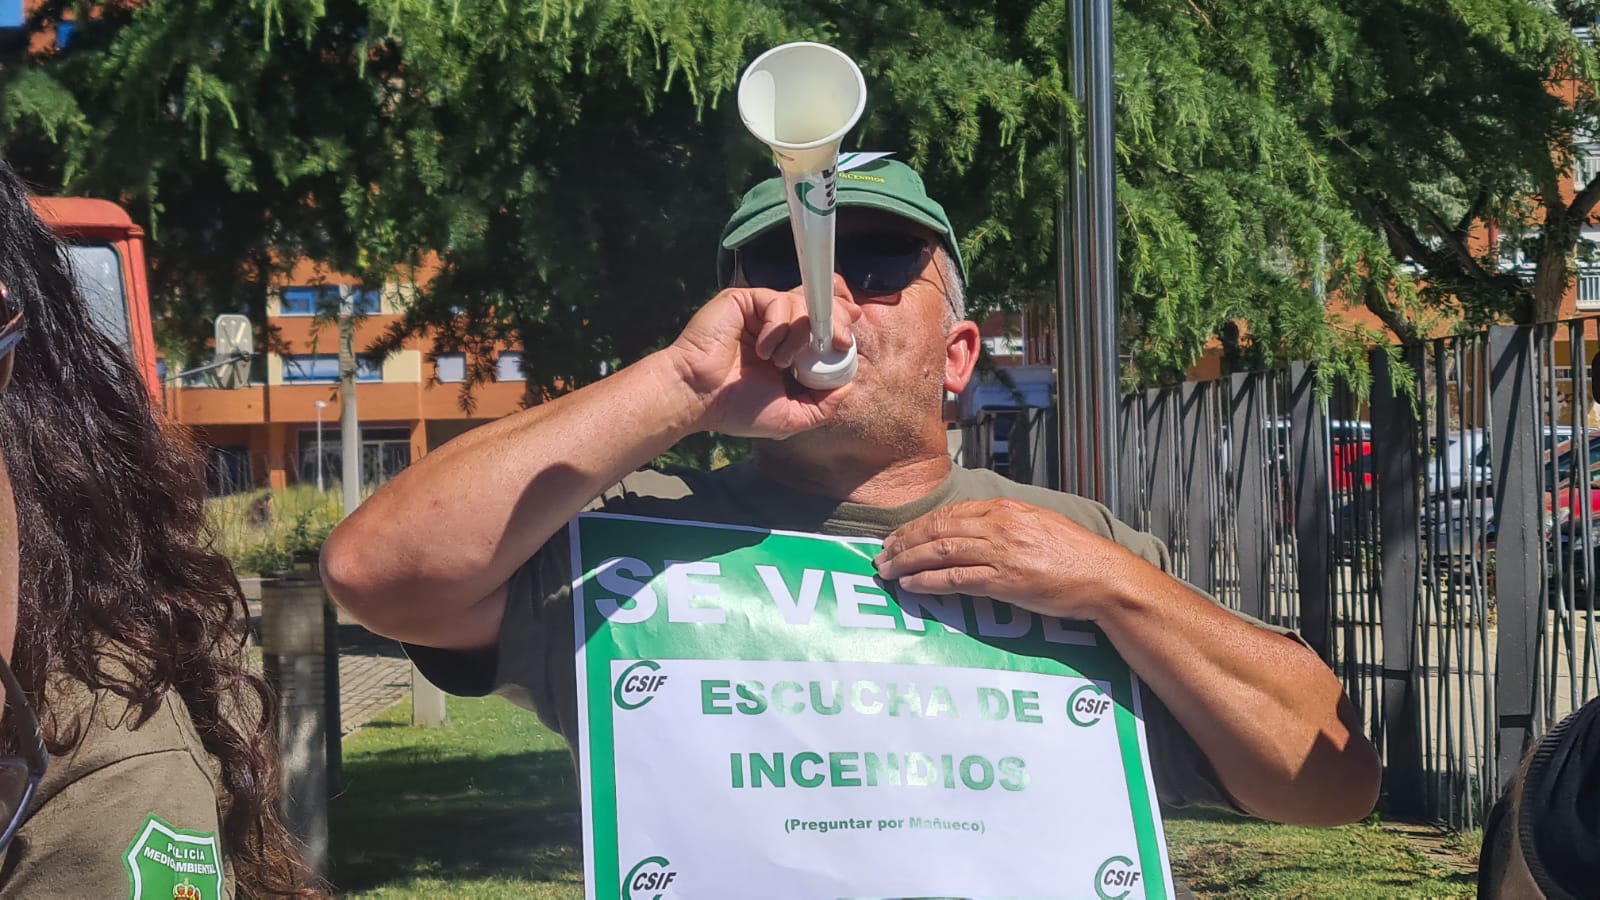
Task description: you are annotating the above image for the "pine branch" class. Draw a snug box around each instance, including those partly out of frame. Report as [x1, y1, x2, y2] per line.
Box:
[1455, 192, 1487, 238]
[1362, 277, 1423, 349]
[1370, 197, 1453, 275]
[1573, 175, 1600, 223]
[1423, 206, 1496, 286]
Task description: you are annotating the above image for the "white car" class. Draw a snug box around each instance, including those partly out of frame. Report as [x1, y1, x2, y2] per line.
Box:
[1426, 429, 1492, 497]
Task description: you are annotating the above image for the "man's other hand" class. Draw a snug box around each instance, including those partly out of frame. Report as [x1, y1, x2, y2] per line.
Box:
[874, 498, 1145, 621]
[668, 275, 861, 440]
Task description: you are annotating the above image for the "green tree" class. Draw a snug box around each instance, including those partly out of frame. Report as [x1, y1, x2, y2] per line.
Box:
[1257, 0, 1600, 333]
[8, 0, 1552, 396]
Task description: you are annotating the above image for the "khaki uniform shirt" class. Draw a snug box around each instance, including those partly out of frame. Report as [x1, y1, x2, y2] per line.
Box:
[2, 674, 233, 898]
[411, 462, 1307, 814]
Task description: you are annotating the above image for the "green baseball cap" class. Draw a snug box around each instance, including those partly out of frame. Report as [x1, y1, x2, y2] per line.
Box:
[717, 157, 966, 287]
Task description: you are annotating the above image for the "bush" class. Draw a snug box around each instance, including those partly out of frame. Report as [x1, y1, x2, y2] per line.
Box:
[208, 485, 345, 576]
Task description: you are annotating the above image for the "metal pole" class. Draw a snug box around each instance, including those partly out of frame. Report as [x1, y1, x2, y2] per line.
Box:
[260, 574, 331, 875]
[1059, 0, 1122, 513]
[1371, 346, 1425, 815]
[1086, 0, 1121, 517]
[1057, 0, 1089, 498]
[1054, 199, 1075, 495]
[315, 401, 325, 493]
[339, 294, 361, 517]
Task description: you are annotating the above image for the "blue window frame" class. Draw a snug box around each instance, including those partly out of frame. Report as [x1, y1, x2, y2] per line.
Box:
[282, 354, 382, 384]
[279, 286, 381, 316]
[279, 286, 340, 317]
[350, 289, 383, 315]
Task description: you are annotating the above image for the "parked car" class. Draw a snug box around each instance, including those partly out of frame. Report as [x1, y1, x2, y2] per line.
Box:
[1427, 429, 1492, 498]
[1335, 427, 1489, 558]
[1332, 439, 1373, 492]
[958, 366, 1053, 478]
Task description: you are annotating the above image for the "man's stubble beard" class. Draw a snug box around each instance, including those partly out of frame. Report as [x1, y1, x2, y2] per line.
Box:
[803, 346, 948, 458]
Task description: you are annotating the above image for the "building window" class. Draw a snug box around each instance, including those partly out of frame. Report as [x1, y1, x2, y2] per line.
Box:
[280, 286, 383, 316]
[297, 427, 411, 489]
[1580, 268, 1600, 310]
[349, 289, 383, 315]
[1579, 145, 1600, 192]
[433, 351, 522, 383]
[983, 336, 1024, 358]
[435, 353, 466, 384]
[496, 351, 524, 382]
[280, 287, 339, 316]
[158, 356, 264, 388]
[282, 354, 382, 384]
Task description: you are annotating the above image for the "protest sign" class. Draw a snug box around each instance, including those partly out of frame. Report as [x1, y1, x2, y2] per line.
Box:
[573, 512, 1173, 899]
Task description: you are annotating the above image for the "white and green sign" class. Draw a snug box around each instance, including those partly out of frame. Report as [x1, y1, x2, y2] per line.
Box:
[123, 814, 224, 900]
[573, 512, 1173, 900]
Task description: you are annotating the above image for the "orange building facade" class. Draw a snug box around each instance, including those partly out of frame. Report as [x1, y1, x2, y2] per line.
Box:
[171, 263, 1027, 493]
[168, 263, 531, 494]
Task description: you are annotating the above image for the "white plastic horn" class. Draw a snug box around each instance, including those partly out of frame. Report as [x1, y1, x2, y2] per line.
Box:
[737, 42, 866, 390]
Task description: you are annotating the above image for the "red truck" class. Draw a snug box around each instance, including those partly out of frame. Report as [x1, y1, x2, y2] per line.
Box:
[29, 197, 160, 402]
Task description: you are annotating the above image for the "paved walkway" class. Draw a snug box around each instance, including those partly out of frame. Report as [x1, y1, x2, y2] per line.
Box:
[335, 624, 413, 736]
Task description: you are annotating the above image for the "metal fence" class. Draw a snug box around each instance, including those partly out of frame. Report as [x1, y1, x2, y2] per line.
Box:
[203, 443, 413, 496]
[960, 318, 1600, 827]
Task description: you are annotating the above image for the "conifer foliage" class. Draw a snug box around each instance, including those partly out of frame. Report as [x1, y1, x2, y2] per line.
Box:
[1, 0, 1595, 391]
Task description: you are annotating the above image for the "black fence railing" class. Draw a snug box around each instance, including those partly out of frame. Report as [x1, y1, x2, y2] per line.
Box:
[959, 319, 1600, 828]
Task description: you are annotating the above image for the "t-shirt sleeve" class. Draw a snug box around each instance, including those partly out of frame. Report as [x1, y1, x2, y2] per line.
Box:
[483, 526, 581, 740]
[1135, 550, 1315, 813]
[401, 522, 581, 743]
[1041, 489, 1310, 812]
[5, 751, 232, 898]
[1098, 521, 1239, 811]
[405, 467, 696, 742]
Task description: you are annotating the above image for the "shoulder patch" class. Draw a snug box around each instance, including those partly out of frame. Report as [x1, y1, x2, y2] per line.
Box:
[122, 814, 224, 900]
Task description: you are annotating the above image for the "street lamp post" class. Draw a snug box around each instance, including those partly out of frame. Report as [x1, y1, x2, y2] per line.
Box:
[314, 400, 329, 492]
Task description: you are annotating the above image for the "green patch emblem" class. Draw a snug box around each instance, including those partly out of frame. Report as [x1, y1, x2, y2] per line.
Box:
[123, 814, 224, 900]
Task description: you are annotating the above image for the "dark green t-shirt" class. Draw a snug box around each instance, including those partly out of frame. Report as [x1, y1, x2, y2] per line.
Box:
[411, 461, 1305, 813]
[3, 669, 234, 898]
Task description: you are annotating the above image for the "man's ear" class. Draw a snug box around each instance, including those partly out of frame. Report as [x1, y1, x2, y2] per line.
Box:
[944, 320, 982, 394]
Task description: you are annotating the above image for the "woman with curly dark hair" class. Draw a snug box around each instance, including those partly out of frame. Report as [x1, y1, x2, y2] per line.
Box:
[0, 159, 319, 896]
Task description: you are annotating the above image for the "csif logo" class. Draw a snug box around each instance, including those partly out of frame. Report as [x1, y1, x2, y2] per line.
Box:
[1094, 855, 1142, 899]
[623, 855, 678, 899]
[794, 169, 837, 217]
[613, 660, 669, 710]
[1067, 684, 1114, 727]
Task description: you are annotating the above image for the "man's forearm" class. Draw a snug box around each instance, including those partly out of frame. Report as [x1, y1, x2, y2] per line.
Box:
[1096, 566, 1380, 825]
[322, 350, 703, 647]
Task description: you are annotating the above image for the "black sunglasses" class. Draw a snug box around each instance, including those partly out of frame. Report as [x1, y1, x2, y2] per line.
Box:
[0, 282, 40, 853]
[0, 649, 45, 853]
[0, 282, 21, 391]
[735, 229, 934, 297]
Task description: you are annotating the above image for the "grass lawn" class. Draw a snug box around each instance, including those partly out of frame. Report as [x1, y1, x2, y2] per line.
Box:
[330, 696, 1480, 898]
[1166, 810, 1478, 898]
[329, 696, 584, 899]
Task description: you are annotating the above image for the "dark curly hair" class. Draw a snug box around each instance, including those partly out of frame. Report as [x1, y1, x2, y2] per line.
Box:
[0, 160, 319, 894]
